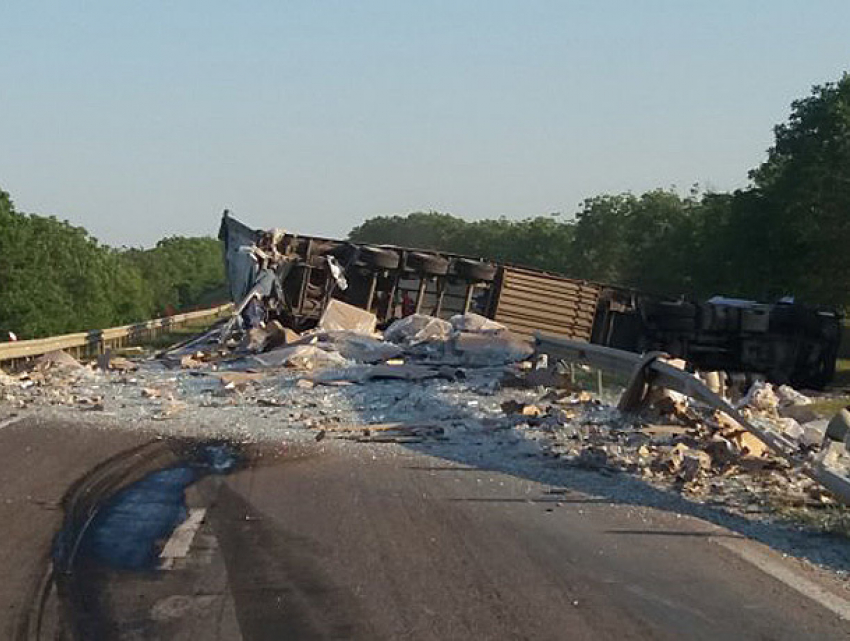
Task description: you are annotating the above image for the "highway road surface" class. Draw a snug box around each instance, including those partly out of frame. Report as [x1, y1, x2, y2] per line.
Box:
[2, 416, 849, 640]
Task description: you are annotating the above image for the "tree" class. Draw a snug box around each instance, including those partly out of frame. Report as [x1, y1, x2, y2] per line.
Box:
[571, 190, 697, 295]
[0, 187, 226, 339]
[349, 212, 469, 252]
[0, 191, 155, 337]
[121, 236, 226, 315]
[748, 73, 850, 305]
[349, 211, 577, 275]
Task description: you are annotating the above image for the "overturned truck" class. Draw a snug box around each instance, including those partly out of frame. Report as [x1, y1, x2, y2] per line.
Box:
[219, 211, 841, 389]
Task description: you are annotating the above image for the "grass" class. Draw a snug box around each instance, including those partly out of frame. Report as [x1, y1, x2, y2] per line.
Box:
[801, 359, 850, 418]
[775, 504, 850, 539]
[808, 396, 850, 419]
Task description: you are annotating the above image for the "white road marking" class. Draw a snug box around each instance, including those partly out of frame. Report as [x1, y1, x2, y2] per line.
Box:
[716, 537, 850, 622]
[0, 416, 24, 431]
[159, 508, 207, 570]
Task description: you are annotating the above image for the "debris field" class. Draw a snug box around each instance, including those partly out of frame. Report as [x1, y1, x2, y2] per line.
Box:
[3, 302, 850, 544]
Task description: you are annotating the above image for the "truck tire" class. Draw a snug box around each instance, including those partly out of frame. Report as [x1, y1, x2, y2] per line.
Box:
[358, 246, 400, 270]
[407, 252, 449, 276]
[454, 258, 496, 282]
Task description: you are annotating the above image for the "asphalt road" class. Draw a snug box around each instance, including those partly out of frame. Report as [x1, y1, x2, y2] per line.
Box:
[2, 418, 850, 640]
[204, 442, 850, 640]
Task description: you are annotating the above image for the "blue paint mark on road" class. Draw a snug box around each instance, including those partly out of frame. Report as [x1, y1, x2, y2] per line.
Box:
[82, 466, 198, 570]
[57, 443, 239, 571]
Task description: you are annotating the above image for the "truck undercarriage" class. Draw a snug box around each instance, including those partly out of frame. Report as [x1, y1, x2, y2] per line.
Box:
[219, 211, 841, 389]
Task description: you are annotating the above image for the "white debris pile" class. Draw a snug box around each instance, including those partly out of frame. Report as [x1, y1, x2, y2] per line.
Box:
[3, 316, 850, 531]
[0, 311, 532, 424]
[0, 350, 107, 411]
[383, 314, 452, 346]
[500, 378, 849, 520]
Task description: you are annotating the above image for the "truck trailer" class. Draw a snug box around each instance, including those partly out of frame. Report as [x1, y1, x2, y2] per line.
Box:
[219, 211, 841, 389]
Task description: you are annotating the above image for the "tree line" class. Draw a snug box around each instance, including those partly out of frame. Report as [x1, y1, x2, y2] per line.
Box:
[350, 72, 850, 310]
[2, 71, 847, 339]
[0, 190, 226, 339]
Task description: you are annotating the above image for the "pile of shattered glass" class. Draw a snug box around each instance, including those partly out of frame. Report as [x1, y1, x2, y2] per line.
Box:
[4, 295, 850, 531]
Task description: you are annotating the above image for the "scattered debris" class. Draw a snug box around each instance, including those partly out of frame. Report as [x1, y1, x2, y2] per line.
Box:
[501, 400, 544, 417]
[97, 350, 138, 372]
[384, 314, 452, 346]
[154, 400, 187, 420]
[0, 368, 17, 386]
[318, 300, 378, 335]
[266, 320, 300, 349]
[180, 354, 205, 369]
[448, 313, 507, 335]
[36, 350, 84, 371]
[253, 345, 349, 370]
[318, 331, 403, 364]
[5, 300, 850, 541]
[738, 381, 779, 414]
[453, 332, 534, 366]
[826, 409, 850, 443]
[213, 371, 264, 390]
[776, 384, 813, 407]
[310, 363, 448, 385]
[76, 395, 105, 411]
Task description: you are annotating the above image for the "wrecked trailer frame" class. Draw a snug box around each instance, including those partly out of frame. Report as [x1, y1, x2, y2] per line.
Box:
[218, 211, 841, 388]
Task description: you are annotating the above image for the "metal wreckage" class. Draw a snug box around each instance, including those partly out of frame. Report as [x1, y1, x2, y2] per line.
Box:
[211, 210, 850, 509]
[3, 211, 850, 519]
[218, 210, 841, 390]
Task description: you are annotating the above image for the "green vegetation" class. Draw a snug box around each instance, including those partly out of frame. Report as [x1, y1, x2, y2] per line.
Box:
[3, 71, 849, 339]
[802, 360, 850, 417]
[0, 191, 225, 339]
[122, 237, 227, 315]
[832, 359, 850, 390]
[774, 504, 850, 540]
[351, 72, 850, 308]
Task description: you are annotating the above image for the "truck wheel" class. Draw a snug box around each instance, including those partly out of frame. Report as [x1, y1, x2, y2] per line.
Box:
[407, 252, 449, 276]
[454, 258, 496, 282]
[358, 246, 400, 270]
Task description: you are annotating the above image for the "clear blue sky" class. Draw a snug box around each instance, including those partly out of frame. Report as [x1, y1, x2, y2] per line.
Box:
[1, 1, 848, 247]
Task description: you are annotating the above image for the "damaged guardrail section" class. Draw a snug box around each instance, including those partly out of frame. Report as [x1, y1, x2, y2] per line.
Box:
[534, 333, 850, 507]
[0, 304, 233, 366]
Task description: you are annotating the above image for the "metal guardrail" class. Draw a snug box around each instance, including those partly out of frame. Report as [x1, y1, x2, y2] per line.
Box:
[0, 303, 233, 366]
[535, 333, 850, 507]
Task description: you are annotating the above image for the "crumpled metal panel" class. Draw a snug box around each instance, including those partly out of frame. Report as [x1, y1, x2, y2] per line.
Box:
[218, 211, 261, 303]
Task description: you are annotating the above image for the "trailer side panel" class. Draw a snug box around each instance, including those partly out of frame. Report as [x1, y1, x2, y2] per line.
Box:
[492, 266, 601, 341]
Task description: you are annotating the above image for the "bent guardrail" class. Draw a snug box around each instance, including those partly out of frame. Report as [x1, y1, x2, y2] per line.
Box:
[535, 333, 850, 507]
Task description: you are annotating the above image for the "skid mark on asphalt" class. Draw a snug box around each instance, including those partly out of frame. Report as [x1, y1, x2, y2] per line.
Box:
[207, 482, 379, 640]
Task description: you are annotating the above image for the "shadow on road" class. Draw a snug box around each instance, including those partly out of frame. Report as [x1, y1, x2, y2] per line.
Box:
[336, 376, 850, 576]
